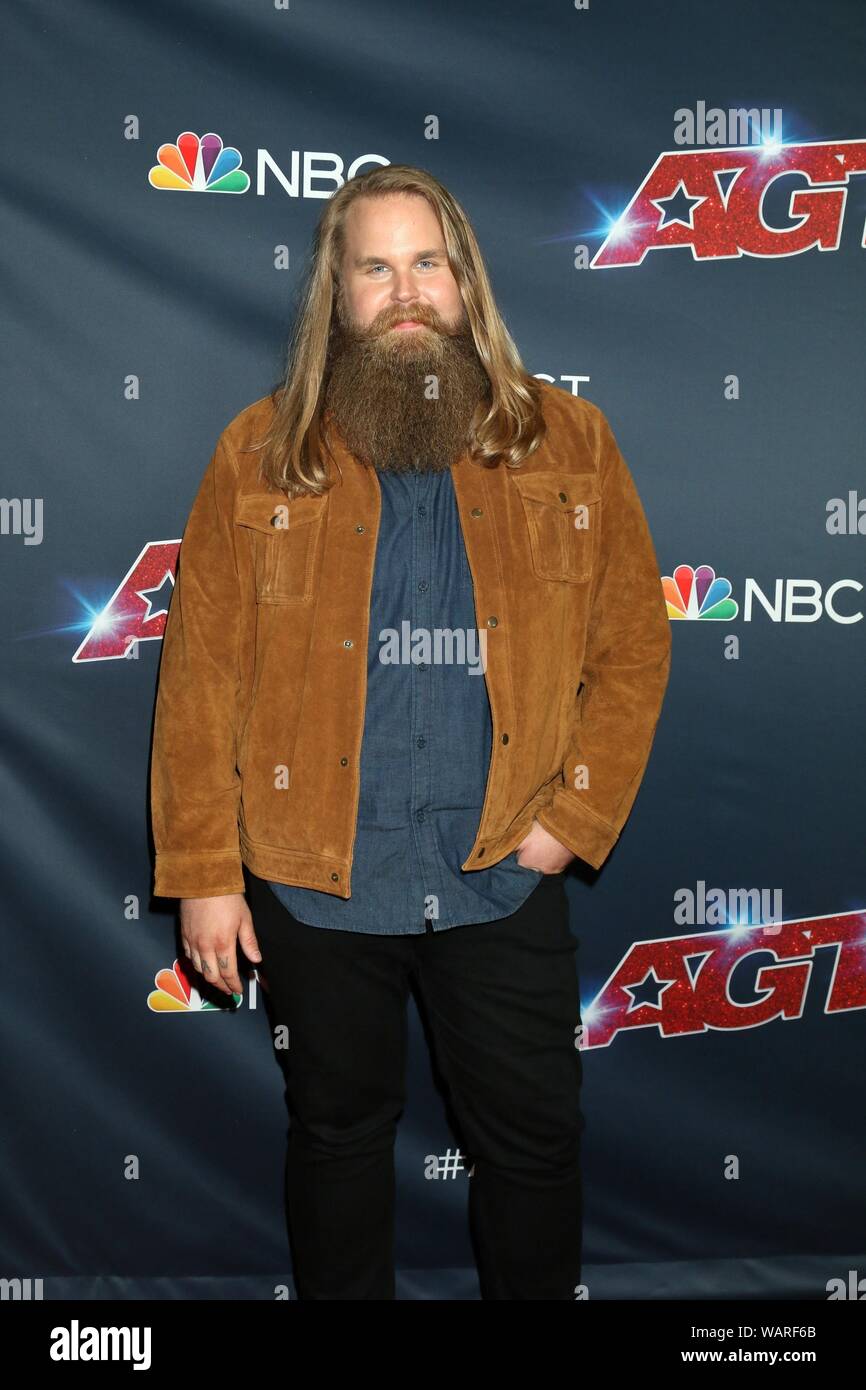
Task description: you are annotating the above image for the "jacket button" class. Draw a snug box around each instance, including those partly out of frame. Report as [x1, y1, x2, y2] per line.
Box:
[340, 757, 348, 766]
[330, 872, 339, 882]
[501, 733, 509, 744]
[487, 616, 498, 627]
[471, 507, 483, 517]
[343, 639, 353, 648]
[355, 524, 366, 533]
[558, 491, 568, 502]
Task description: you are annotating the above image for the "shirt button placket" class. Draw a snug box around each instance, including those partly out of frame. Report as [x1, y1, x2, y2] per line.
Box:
[413, 470, 436, 911]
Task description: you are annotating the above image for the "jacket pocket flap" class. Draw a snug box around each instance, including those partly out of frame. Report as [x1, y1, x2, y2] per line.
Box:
[511, 470, 601, 508]
[234, 491, 327, 533]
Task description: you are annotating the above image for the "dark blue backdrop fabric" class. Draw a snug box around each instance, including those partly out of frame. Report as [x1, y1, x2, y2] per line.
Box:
[2, 0, 864, 1299]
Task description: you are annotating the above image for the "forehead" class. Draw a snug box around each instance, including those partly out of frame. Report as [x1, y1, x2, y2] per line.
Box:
[341, 193, 444, 255]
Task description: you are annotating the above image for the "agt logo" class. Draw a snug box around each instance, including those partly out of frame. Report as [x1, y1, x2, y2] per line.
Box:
[72, 556, 863, 661]
[581, 909, 866, 1049]
[148, 129, 387, 198]
[73, 541, 179, 661]
[592, 138, 866, 267]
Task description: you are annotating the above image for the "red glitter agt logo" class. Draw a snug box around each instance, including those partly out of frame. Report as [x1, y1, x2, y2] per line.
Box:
[582, 911, 866, 1048]
[592, 138, 866, 267]
[72, 541, 179, 662]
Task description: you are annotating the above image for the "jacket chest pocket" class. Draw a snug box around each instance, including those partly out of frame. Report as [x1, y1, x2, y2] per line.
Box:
[234, 491, 328, 603]
[511, 470, 601, 584]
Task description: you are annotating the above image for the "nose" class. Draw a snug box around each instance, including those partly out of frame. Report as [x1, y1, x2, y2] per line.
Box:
[390, 267, 422, 304]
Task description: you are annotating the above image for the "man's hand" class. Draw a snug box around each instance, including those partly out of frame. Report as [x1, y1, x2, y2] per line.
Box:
[515, 818, 576, 874]
[180, 893, 262, 998]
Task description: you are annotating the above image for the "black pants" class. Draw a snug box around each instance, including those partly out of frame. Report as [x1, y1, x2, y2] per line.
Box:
[246, 869, 584, 1300]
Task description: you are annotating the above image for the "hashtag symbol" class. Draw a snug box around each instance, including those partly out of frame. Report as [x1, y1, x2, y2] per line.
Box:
[436, 1148, 464, 1179]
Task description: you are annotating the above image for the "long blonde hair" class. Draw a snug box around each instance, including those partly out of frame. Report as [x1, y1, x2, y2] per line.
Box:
[249, 163, 546, 496]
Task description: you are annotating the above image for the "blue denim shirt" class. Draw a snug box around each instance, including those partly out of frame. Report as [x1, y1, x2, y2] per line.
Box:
[267, 464, 544, 933]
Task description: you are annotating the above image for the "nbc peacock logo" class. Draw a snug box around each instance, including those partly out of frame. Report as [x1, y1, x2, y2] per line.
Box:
[148, 130, 250, 193]
[148, 957, 241, 1011]
[663, 564, 739, 620]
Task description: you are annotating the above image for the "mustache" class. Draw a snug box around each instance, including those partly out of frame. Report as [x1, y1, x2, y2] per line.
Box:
[376, 306, 440, 333]
[335, 300, 461, 342]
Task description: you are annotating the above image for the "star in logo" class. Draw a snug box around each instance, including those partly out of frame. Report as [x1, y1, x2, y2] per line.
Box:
[135, 570, 175, 625]
[624, 967, 678, 1012]
[651, 181, 707, 230]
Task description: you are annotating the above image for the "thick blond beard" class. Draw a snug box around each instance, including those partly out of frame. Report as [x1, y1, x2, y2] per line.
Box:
[323, 293, 490, 473]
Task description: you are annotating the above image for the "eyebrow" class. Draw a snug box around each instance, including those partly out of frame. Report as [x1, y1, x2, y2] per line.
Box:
[351, 247, 448, 268]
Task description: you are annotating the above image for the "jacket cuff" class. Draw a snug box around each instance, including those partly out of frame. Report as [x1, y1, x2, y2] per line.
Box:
[153, 851, 246, 900]
[535, 793, 619, 871]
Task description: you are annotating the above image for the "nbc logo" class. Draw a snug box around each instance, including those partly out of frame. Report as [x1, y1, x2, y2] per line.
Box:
[664, 564, 739, 620]
[148, 130, 250, 194]
[148, 957, 241, 1011]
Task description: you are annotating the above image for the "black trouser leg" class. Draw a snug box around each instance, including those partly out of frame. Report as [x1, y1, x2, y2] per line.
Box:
[247, 871, 413, 1300]
[415, 874, 584, 1299]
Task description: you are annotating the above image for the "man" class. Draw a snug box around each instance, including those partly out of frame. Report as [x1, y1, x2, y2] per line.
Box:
[151, 164, 672, 1299]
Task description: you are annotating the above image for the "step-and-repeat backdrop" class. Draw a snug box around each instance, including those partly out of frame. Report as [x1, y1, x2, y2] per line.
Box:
[3, 0, 863, 1299]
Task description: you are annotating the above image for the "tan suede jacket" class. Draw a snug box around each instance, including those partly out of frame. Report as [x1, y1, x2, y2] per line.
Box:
[150, 380, 672, 900]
